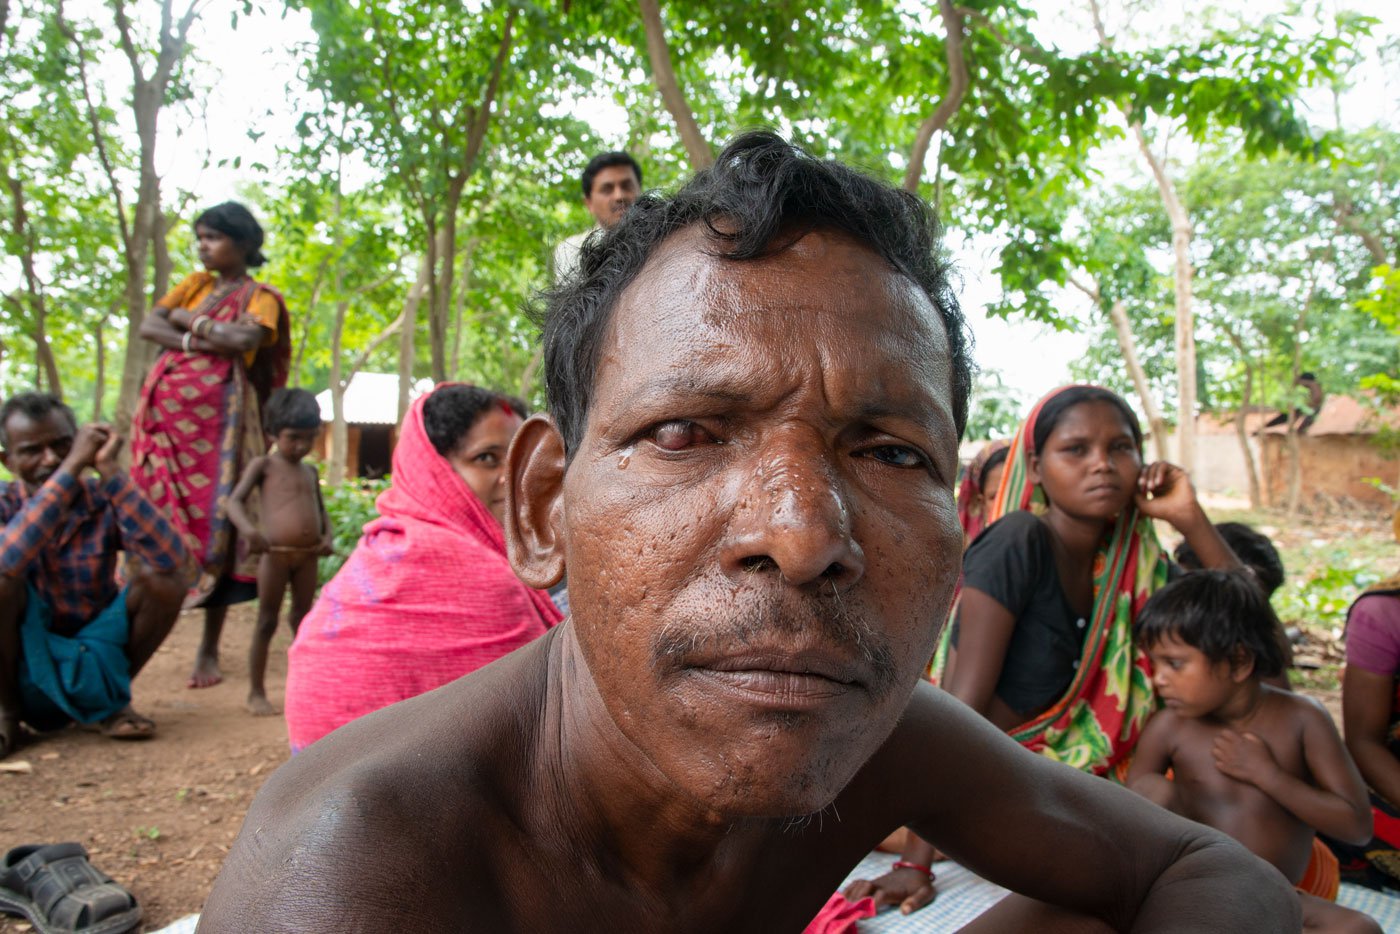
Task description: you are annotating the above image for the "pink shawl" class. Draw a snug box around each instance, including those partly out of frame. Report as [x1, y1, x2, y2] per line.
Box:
[284, 390, 562, 752]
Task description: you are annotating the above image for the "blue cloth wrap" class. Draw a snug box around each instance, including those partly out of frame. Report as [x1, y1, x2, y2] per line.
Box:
[18, 583, 131, 729]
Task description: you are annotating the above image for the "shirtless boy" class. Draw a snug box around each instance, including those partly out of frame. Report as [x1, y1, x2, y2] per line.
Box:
[1129, 570, 1379, 932]
[200, 133, 1299, 932]
[226, 388, 331, 716]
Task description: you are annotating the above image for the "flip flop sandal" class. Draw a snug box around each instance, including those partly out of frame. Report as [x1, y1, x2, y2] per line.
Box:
[0, 843, 141, 934]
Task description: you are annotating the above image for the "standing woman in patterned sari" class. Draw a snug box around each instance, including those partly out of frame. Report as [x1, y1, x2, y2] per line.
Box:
[130, 202, 290, 688]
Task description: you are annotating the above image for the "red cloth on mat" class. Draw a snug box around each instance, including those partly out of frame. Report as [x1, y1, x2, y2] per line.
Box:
[803, 893, 877, 934]
[284, 389, 561, 752]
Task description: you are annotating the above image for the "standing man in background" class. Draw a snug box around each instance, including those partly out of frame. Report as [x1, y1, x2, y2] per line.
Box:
[552, 151, 642, 283]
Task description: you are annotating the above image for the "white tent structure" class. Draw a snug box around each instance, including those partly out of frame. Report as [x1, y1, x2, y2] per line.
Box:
[313, 373, 435, 478]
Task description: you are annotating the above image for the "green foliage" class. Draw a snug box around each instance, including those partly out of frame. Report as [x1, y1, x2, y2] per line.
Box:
[1357, 264, 1400, 403]
[1274, 554, 1380, 630]
[0, 2, 129, 407]
[1070, 128, 1400, 418]
[318, 475, 389, 585]
[965, 369, 1026, 441]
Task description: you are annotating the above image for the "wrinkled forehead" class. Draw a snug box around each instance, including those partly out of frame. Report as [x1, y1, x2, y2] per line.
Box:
[590, 224, 953, 419]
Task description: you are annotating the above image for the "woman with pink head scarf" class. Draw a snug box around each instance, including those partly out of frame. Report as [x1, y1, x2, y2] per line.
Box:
[284, 384, 561, 753]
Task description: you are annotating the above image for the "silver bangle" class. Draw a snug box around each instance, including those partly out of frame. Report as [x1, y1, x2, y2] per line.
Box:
[182, 331, 194, 353]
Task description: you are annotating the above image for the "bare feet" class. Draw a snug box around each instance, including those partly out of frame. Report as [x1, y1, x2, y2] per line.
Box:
[188, 651, 223, 689]
[101, 707, 156, 740]
[246, 694, 278, 717]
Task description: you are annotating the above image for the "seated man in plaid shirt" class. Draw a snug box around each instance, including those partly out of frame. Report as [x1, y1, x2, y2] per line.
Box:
[1, 392, 189, 758]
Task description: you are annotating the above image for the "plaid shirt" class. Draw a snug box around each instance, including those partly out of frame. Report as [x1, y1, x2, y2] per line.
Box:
[0, 468, 187, 629]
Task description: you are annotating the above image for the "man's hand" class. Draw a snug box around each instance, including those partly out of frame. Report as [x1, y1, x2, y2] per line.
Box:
[245, 531, 270, 556]
[95, 430, 125, 482]
[842, 866, 936, 916]
[1212, 730, 1280, 787]
[63, 423, 113, 476]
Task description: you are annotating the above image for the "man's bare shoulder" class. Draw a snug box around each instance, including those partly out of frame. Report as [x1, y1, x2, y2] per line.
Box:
[839, 680, 1017, 819]
[199, 637, 555, 932]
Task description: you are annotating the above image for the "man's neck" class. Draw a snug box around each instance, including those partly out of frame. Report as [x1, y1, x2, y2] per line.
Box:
[534, 625, 764, 902]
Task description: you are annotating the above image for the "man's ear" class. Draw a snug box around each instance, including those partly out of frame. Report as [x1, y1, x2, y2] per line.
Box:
[504, 413, 567, 589]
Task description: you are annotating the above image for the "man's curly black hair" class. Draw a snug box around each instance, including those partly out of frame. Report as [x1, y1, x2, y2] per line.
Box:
[535, 130, 974, 457]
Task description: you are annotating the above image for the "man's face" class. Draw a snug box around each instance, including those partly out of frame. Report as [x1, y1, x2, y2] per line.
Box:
[1, 410, 75, 492]
[561, 226, 962, 818]
[584, 165, 640, 229]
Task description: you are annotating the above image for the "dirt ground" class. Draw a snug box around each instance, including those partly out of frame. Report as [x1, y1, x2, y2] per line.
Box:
[0, 603, 291, 931]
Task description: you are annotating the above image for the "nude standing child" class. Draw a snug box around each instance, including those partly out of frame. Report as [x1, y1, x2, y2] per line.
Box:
[1128, 570, 1380, 933]
[225, 388, 332, 716]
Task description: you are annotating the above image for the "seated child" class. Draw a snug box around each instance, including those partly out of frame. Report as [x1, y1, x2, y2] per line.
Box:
[1128, 570, 1380, 933]
[226, 388, 332, 716]
[1176, 520, 1293, 689]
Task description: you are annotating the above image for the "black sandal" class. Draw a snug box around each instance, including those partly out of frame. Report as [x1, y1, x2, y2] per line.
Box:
[0, 843, 141, 934]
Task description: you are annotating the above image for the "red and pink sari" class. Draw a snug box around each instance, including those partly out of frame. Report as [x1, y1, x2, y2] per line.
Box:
[130, 273, 290, 604]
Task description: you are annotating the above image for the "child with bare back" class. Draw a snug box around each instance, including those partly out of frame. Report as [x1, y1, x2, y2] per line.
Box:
[226, 388, 331, 716]
[1128, 570, 1380, 932]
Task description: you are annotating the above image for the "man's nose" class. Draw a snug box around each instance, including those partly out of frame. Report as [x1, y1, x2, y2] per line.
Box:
[721, 431, 865, 590]
[40, 445, 62, 467]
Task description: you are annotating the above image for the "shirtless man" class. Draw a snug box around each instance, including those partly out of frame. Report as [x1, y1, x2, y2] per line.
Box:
[226, 388, 332, 716]
[200, 133, 1299, 932]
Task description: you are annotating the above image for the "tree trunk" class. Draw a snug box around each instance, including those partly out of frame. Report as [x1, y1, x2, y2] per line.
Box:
[1221, 325, 1262, 510]
[1088, 0, 1195, 473]
[92, 301, 117, 420]
[327, 297, 351, 485]
[903, 0, 968, 192]
[4, 171, 62, 398]
[637, 0, 713, 170]
[1131, 122, 1196, 477]
[1284, 278, 1318, 518]
[519, 345, 543, 400]
[1106, 299, 1170, 462]
[398, 255, 431, 422]
[110, 0, 201, 434]
[449, 237, 479, 379]
[292, 257, 331, 386]
[1236, 361, 1262, 510]
[428, 11, 513, 382]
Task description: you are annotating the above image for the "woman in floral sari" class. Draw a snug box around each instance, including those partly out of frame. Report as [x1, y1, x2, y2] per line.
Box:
[848, 384, 1240, 915]
[130, 202, 290, 688]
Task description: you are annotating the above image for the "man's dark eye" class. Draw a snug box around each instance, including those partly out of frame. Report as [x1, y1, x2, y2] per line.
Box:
[862, 445, 925, 468]
[651, 421, 711, 452]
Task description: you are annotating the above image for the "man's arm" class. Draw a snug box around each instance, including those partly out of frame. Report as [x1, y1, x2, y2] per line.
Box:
[0, 470, 82, 580]
[887, 684, 1299, 931]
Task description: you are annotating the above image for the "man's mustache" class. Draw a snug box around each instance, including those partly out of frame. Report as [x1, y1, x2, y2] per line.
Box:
[651, 589, 899, 698]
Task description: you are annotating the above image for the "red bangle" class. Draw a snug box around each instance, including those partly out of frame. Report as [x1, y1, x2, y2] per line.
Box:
[892, 860, 934, 878]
